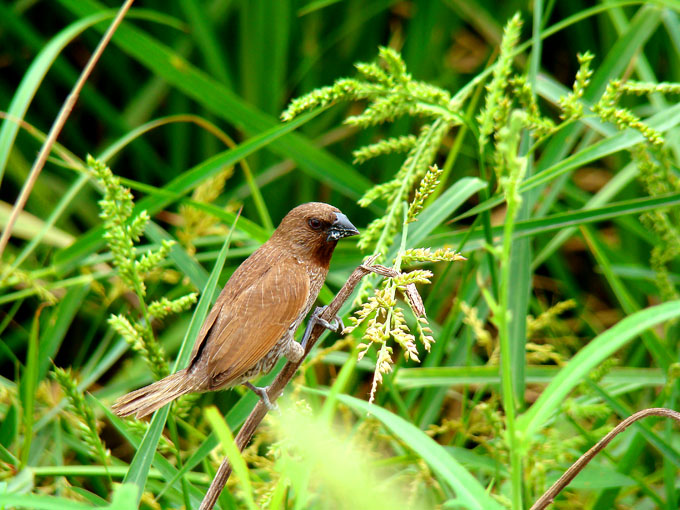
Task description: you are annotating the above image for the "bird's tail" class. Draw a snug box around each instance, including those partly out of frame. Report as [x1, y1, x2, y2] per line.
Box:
[112, 369, 194, 419]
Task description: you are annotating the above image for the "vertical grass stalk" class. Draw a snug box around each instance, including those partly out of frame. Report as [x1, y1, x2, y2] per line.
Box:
[496, 110, 529, 509]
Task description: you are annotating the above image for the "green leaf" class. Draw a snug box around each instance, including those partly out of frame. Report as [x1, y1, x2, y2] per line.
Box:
[54, 112, 306, 271]
[0, 200, 75, 250]
[336, 393, 503, 510]
[38, 284, 90, 382]
[19, 309, 41, 469]
[398, 177, 487, 253]
[58, 0, 373, 199]
[394, 366, 665, 389]
[105, 484, 139, 510]
[145, 221, 208, 290]
[565, 464, 636, 489]
[0, 405, 18, 455]
[205, 407, 258, 510]
[7, 174, 88, 271]
[155, 432, 218, 500]
[581, 225, 671, 369]
[0, 10, 114, 187]
[94, 398, 204, 505]
[518, 300, 680, 437]
[589, 383, 680, 469]
[0, 493, 92, 510]
[0, 481, 141, 509]
[440, 192, 680, 252]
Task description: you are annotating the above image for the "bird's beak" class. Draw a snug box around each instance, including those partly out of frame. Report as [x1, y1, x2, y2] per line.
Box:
[327, 212, 359, 242]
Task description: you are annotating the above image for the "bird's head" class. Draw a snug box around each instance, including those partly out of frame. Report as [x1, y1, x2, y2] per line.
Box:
[272, 202, 359, 264]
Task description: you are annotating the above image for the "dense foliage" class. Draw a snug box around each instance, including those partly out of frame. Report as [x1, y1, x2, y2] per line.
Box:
[1, 1, 680, 509]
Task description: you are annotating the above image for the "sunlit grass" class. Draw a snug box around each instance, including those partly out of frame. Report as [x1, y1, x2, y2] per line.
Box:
[1, 1, 680, 509]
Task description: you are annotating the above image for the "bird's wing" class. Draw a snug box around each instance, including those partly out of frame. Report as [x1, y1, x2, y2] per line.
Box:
[200, 259, 309, 385]
[188, 285, 225, 362]
[188, 244, 276, 364]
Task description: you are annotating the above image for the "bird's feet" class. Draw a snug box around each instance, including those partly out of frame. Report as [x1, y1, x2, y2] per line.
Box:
[300, 306, 345, 350]
[315, 306, 345, 334]
[244, 382, 278, 411]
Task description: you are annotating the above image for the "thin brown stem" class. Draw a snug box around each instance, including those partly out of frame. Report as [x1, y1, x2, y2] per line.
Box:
[530, 407, 680, 510]
[199, 256, 386, 510]
[0, 0, 136, 258]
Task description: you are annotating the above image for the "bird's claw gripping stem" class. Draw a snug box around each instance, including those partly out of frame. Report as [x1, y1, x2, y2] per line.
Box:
[300, 306, 345, 350]
[244, 382, 277, 411]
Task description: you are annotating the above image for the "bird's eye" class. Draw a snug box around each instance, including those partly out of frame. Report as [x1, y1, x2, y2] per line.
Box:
[308, 218, 322, 230]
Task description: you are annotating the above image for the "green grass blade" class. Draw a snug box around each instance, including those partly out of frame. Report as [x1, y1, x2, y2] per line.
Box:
[178, 0, 232, 86]
[0, 201, 74, 251]
[54, 112, 309, 270]
[394, 366, 665, 389]
[38, 285, 90, 382]
[105, 484, 139, 510]
[0, 493, 93, 510]
[121, 407, 172, 503]
[507, 221, 530, 408]
[398, 177, 487, 252]
[205, 407, 258, 510]
[58, 0, 373, 199]
[337, 393, 504, 510]
[297, 0, 345, 17]
[581, 225, 671, 368]
[531, 161, 637, 269]
[518, 300, 680, 437]
[589, 383, 680, 468]
[19, 308, 41, 469]
[94, 399, 204, 505]
[9, 174, 89, 271]
[0, 10, 114, 187]
[145, 221, 209, 290]
[155, 432, 218, 500]
[441, 192, 680, 252]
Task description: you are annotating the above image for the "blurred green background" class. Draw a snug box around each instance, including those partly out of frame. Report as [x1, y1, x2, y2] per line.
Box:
[2, 1, 680, 509]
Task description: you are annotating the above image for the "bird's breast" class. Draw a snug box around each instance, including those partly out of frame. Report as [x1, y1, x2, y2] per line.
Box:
[293, 263, 328, 325]
[306, 264, 328, 297]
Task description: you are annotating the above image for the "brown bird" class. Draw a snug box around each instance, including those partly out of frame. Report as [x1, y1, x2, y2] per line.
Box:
[112, 203, 359, 418]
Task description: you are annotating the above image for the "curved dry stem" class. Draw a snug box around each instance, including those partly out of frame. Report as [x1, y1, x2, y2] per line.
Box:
[530, 407, 680, 510]
[0, 0, 136, 258]
[199, 255, 385, 510]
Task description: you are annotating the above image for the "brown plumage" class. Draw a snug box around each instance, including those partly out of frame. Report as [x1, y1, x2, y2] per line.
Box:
[112, 202, 359, 418]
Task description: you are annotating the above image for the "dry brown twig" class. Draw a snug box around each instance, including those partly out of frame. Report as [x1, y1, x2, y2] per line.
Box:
[531, 407, 680, 510]
[200, 255, 392, 510]
[0, 0, 136, 259]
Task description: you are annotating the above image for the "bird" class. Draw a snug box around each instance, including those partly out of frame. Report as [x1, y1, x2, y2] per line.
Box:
[112, 202, 359, 419]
